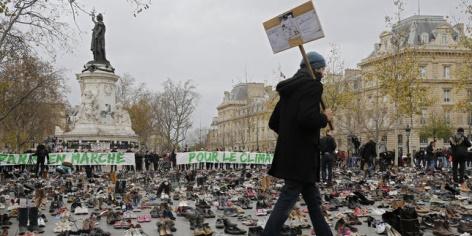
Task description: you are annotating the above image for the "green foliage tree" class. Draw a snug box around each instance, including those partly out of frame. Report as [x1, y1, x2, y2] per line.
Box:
[419, 115, 453, 141]
[0, 54, 65, 152]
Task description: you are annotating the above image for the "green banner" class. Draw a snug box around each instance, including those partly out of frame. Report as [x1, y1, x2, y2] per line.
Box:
[176, 151, 273, 165]
[0, 152, 135, 166]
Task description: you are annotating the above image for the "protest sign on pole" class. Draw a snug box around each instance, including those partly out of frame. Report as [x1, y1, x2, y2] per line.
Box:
[176, 151, 273, 165]
[263, 1, 333, 130]
[0, 152, 136, 166]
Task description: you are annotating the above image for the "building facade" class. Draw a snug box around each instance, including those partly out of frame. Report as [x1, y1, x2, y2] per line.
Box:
[335, 15, 472, 156]
[207, 83, 278, 152]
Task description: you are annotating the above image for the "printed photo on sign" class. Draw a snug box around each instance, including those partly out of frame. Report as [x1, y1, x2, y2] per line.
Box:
[281, 13, 301, 41]
[263, 1, 325, 54]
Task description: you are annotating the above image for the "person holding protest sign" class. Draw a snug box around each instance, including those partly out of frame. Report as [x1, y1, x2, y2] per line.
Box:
[263, 52, 333, 236]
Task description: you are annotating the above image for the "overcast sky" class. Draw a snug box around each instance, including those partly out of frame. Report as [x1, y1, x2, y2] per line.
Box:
[55, 0, 461, 128]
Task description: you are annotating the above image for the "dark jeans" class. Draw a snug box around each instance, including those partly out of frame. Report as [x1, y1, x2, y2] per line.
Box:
[35, 158, 46, 176]
[360, 156, 374, 176]
[19, 207, 38, 230]
[452, 159, 466, 183]
[321, 153, 334, 183]
[262, 180, 332, 236]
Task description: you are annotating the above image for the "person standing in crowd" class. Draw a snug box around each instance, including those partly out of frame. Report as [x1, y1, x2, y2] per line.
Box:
[144, 151, 151, 171]
[320, 130, 336, 185]
[426, 140, 436, 171]
[33, 144, 49, 178]
[262, 51, 333, 236]
[361, 138, 376, 178]
[153, 152, 160, 171]
[171, 149, 177, 170]
[110, 148, 117, 172]
[135, 150, 143, 172]
[449, 128, 471, 183]
[414, 149, 425, 169]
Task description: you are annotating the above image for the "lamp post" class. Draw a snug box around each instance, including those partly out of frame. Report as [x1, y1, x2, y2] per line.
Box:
[405, 125, 411, 166]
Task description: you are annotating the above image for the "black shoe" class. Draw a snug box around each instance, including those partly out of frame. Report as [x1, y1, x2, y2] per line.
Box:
[224, 225, 246, 235]
[248, 226, 263, 236]
[280, 225, 297, 236]
[215, 218, 225, 229]
[353, 191, 374, 205]
[223, 218, 237, 227]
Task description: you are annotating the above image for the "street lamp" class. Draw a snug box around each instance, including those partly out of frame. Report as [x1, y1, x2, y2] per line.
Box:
[405, 125, 411, 166]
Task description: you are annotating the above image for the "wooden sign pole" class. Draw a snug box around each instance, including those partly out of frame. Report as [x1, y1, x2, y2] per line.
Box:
[298, 45, 334, 131]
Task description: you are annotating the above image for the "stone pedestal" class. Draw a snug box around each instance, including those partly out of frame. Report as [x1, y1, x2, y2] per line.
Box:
[56, 70, 138, 148]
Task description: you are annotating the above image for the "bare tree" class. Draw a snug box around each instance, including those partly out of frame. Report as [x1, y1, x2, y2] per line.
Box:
[157, 79, 199, 149]
[116, 73, 148, 108]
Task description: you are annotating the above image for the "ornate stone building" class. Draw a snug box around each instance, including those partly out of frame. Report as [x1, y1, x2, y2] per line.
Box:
[207, 83, 278, 152]
[335, 15, 472, 156]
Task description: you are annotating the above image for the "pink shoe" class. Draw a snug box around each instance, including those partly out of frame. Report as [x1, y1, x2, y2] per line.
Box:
[137, 215, 146, 223]
[353, 207, 361, 217]
[144, 214, 151, 222]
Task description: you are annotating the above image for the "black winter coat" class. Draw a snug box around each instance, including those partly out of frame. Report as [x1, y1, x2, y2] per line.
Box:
[361, 140, 377, 160]
[268, 68, 327, 183]
[320, 135, 337, 153]
[450, 133, 471, 161]
[34, 144, 49, 162]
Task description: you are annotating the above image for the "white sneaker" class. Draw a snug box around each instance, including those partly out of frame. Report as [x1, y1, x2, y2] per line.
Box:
[256, 209, 267, 216]
[38, 217, 46, 227]
[375, 222, 386, 234]
[372, 208, 386, 216]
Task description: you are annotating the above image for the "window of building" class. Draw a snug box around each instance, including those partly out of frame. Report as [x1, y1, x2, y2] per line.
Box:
[443, 65, 451, 79]
[353, 81, 360, 90]
[381, 135, 387, 142]
[443, 88, 451, 103]
[445, 112, 451, 124]
[420, 136, 428, 145]
[398, 134, 403, 145]
[420, 109, 427, 125]
[421, 33, 429, 44]
[441, 34, 448, 45]
[419, 66, 427, 78]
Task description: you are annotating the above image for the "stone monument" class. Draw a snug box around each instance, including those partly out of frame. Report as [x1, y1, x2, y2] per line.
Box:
[56, 13, 138, 149]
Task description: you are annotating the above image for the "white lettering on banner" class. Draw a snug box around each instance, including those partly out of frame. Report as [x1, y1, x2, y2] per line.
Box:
[0, 153, 135, 166]
[176, 152, 273, 165]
